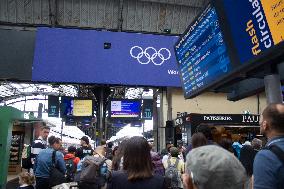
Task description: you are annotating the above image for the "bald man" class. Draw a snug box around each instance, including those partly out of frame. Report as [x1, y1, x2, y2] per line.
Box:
[253, 103, 284, 189]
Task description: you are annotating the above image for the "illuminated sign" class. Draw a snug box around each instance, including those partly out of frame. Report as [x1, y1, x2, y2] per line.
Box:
[175, 4, 231, 98]
[110, 100, 141, 119]
[223, 0, 284, 63]
[73, 100, 93, 117]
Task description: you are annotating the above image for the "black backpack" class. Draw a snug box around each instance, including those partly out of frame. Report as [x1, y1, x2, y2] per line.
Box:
[80, 156, 108, 187]
[65, 158, 76, 182]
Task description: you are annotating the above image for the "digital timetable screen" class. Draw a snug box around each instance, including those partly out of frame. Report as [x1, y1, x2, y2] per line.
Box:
[110, 100, 141, 119]
[175, 4, 231, 98]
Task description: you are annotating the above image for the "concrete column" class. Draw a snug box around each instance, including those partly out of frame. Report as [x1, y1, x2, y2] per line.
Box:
[152, 89, 158, 152]
[158, 89, 168, 151]
[264, 74, 283, 104]
[166, 87, 173, 120]
[98, 87, 104, 145]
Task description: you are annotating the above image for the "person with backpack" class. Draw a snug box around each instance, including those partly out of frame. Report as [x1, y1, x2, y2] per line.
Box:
[163, 147, 184, 189]
[34, 136, 66, 189]
[78, 146, 111, 189]
[76, 136, 94, 160]
[253, 103, 284, 189]
[64, 146, 80, 182]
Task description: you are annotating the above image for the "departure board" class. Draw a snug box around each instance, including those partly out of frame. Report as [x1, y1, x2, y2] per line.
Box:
[175, 4, 231, 98]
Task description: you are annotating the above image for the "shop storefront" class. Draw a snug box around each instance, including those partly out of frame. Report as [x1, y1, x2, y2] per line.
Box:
[7, 120, 46, 176]
[174, 113, 260, 146]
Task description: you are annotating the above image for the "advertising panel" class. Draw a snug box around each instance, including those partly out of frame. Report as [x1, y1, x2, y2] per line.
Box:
[223, 0, 284, 63]
[32, 27, 181, 87]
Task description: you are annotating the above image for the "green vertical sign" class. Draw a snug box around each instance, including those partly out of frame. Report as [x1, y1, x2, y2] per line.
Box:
[0, 106, 23, 189]
[142, 99, 153, 120]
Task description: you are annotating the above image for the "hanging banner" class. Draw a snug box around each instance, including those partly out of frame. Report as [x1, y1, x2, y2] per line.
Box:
[33, 27, 181, 87]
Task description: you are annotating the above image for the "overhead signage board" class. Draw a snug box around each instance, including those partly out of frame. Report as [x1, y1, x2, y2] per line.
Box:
[73, 100, 93, 117]
[32, 27, 181, 87]
[110, 100, 141, 119]
[48, 96, 59, 117]
[142, 99, 153, 120]
[222, 0, 284, 64]
[175, 0, 284, 99]
[188, 114, 260, 126]
[174, 4, 231, 98]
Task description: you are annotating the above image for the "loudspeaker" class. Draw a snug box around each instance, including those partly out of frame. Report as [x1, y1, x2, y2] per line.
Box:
[166, 120, 173, 128]
[165, 128, 174, 144]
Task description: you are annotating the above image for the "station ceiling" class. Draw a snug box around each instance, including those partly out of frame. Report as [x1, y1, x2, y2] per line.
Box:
[0, 0, 205, 102]
[0, 82, 153, 104]
[0, 0, 209, 34]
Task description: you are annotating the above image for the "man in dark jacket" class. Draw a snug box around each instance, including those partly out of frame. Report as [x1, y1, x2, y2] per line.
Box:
[76, 136, 94, 160]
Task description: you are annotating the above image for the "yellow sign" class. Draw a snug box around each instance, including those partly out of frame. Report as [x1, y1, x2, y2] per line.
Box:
[261, 0, 284, 44]
[73, 100, 92, 116]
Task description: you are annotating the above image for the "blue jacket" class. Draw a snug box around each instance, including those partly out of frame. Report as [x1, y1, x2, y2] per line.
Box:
[34, 148, 66, 178]
[253, 136, 284, 189]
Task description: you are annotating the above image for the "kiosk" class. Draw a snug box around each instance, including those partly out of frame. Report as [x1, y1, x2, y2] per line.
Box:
[174, 113, 260, 146]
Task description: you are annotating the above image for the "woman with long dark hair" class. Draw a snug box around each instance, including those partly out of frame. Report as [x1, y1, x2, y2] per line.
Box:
[107, 136, 167, 189]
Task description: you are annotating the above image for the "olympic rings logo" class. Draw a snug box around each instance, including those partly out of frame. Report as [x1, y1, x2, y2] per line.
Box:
[130, 46, 171, 66]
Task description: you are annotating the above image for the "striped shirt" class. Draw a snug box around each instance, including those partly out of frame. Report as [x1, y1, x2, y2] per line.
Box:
[31, 136, 47, 164]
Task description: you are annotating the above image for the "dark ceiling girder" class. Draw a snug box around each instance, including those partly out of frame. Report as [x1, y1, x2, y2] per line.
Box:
[226, 62, 284, 101]
[227, 78, 264, 101]
[138, 0, 208, 8]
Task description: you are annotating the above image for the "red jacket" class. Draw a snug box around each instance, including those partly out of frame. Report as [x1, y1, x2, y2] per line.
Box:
[64, 153, 80, 167]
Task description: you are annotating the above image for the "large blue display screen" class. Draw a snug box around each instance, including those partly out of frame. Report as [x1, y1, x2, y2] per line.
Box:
[110, 100, 141, 119]
[175, 5, 231, 98]
[32, 27, 181, 87]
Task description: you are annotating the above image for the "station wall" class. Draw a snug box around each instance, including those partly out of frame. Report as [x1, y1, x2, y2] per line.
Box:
[171, 88, 267, 116]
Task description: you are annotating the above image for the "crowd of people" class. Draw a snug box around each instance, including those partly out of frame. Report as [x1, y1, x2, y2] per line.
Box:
[16, 103, 284, 189]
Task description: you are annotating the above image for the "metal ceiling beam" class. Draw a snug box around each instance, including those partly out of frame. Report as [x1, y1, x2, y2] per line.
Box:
[137, 0, 209, 8]
[227, 78, 264, 101]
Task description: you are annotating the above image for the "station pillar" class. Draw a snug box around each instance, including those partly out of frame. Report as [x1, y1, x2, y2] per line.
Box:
[264, 74, 283, 104]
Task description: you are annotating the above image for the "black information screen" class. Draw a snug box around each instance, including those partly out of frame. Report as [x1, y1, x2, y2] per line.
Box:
[175, 4, 231, 98]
